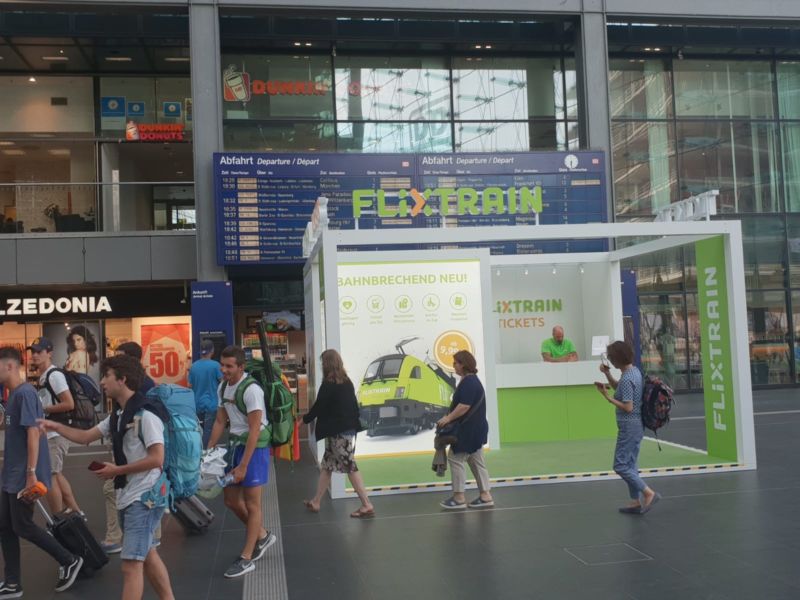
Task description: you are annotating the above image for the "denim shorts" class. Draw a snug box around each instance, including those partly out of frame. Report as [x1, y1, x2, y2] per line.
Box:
[118, 501, 164, 561]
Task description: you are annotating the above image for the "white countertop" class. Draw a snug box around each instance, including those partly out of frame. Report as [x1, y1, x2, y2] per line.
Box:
[496, 361, 621, 389]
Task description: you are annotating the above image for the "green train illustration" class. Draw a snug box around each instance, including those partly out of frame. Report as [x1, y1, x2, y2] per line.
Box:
[358, 338, 456, 436]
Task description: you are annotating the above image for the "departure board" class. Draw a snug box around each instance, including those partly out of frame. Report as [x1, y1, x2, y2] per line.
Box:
[214, 151, 606, 265]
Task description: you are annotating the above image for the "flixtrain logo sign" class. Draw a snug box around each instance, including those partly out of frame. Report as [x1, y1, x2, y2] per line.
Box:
[696, 236, 738, 462]
[352, 186, 543, 218]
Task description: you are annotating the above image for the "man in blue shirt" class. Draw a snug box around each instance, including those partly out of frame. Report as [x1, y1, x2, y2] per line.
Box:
[0, 347, 83, 597]
[188, 340, 222, 448]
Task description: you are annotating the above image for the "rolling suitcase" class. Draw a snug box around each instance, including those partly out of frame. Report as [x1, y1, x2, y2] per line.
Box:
[36, 500, 109, 576]
[171, 495, 214, 534]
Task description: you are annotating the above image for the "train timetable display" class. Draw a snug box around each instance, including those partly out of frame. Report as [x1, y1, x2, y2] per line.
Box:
[214, 151, 607, 265]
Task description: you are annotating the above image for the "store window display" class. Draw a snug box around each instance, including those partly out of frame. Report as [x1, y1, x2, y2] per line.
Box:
[64, 325, 99, 374]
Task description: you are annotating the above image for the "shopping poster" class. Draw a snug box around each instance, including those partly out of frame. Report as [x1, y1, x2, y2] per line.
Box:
[337, 258, 486, 457]
[141, 323, 190, 386]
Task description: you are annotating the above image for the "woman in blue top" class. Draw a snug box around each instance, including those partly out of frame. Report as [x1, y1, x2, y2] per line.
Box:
[595, 341, 661, 514]
[436, 350, 493, 510]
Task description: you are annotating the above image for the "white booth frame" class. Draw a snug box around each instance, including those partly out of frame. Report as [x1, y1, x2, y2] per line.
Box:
[303, 221, 756, 499]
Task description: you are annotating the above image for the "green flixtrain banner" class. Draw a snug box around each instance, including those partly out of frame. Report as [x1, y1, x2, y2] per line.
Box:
[695, 236, 738, 461]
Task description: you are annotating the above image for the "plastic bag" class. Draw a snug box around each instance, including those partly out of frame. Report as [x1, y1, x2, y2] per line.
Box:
[196, 447, 228, 499]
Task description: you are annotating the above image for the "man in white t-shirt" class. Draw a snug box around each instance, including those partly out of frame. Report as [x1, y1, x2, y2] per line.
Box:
[28, 337, 83, 516]
[40, 354, 175, 600]
[207, 345, 276, 579]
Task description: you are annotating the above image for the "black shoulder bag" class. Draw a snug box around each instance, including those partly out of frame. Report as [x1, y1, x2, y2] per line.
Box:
[434, 392, 485, 447]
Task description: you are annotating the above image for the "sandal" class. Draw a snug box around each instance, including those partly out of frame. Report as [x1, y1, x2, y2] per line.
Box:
[350, 507, 375, 519]
[439, 497, 466, 510]
[467, 497, 494, 509]
[303, 500, 320, 513]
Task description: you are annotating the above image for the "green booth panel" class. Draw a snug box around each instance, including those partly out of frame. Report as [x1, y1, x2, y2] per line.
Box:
[498, 385, 617, 443]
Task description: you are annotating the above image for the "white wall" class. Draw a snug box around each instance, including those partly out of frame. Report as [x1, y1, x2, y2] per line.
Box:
[0, 77, 94, 133]
[492, 262, 615, 364]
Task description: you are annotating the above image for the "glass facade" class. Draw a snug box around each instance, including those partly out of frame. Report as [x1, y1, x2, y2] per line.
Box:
[0, 8, 193, 234]
[221, 52, 578, 153]
[612, 49, 800, 388]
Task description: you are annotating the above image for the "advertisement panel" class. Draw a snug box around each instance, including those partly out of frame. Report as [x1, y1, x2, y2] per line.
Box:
[337, 258, 486, 457]
[696, 236, 738, 461]
[42, 321, 102, 385]
[141, 323, 191, 387]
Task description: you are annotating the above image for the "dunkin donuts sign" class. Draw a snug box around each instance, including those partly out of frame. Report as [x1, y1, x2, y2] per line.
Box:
[222, 65, 329, 101]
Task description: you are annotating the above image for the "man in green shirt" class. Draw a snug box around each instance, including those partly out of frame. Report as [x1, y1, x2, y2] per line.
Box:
[541, 326, 578, 362]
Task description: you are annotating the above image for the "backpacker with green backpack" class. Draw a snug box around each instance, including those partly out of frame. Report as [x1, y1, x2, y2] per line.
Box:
[222, 321, 295, 449]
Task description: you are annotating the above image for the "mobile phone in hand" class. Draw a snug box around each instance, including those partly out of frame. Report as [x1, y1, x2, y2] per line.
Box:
[88, 461, 105, 471]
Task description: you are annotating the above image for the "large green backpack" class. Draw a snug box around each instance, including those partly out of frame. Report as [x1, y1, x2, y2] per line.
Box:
[243, 358, 296, 448]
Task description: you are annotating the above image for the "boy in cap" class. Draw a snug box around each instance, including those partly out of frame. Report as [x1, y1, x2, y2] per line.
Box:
[27, 337, 83, 517]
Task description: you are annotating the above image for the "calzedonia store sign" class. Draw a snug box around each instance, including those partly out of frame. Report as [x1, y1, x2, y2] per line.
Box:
[213, 151, 607, 265]
[0, 288, 189, 323]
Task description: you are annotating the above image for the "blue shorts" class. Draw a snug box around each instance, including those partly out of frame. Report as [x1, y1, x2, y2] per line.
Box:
[225, 445, 270, 488]
[118, 501, 164, 561]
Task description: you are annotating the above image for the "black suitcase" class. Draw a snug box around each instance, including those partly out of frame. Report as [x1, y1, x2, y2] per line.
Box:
[171, 495, 214, 534]
[36, 501, 109, 576]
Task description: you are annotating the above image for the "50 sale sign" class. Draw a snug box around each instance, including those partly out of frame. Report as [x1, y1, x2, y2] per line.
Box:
[141, 323, 190, 386]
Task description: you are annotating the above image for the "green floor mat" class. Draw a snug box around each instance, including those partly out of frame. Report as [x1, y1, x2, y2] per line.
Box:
[354, 438, 731, 489]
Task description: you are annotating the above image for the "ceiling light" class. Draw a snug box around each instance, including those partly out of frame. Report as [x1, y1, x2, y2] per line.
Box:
[0, 141, 14, 146]
[2, 149, 26, 156]
[644, 47, 652, 51]
[552, 265, 557, 275]
[176, 170, 184, 175]
[305, 43, 312, 47]
[475, 44, 482, 49]
[28, 76, 36, 83]
[48, 149, 70, 156]
[42, 56, 68, 61]
[164, 57, 190, 62]
[485, 45, 492, 49]
[654, 47, 661, 51]
[59, 49, 64, 55]
[105, 56, 132, 62]
[294, 42, 302, 46]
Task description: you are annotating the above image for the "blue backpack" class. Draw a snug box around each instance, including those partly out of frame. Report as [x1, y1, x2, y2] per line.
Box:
[144, 384, 202, 500]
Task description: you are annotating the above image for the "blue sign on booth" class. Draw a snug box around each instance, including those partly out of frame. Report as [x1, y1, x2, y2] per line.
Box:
[190, 282, 234, 361]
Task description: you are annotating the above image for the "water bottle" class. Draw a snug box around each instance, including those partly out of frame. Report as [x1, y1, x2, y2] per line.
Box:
[218, 473, 235, 487]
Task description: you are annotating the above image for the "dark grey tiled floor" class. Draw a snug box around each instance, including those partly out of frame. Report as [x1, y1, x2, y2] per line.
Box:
[277, 389, 800, 600]
[5, 388, 800, 599]
[5, 446, 246, 600]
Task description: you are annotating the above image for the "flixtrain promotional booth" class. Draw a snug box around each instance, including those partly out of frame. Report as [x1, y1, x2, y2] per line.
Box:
[304, 219, 755, 498]
[212, 149, 755, 499]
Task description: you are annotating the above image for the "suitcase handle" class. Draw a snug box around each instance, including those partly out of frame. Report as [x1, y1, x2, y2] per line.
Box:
[35, 499, 55, 527]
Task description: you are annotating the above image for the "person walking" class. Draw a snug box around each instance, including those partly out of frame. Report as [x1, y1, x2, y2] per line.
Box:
[39, 354, 175, 600]
[27, 337, 83, 517]
[302, 349, 374, 518]
[188, 339, 222, 448]
[436, 350, 494, 510]
[100, 342, 157, 555]
[595, 340, 661, 514]
[0, 347, 83, 598]
[207, 346, 276, 579]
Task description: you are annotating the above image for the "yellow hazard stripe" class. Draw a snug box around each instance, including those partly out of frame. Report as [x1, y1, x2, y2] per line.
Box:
[352, 463, 742, 493]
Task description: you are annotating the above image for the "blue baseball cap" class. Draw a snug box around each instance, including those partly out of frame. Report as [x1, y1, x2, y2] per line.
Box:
[27, 337, 54, 353]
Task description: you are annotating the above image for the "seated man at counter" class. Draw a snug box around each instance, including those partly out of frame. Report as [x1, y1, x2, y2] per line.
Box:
[541, 326, 578, 363]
